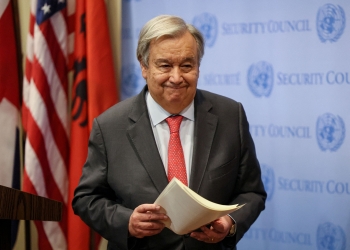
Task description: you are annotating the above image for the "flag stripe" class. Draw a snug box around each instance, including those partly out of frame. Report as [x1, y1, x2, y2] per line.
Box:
[43, 220, 67, 249]
[23, 166, 67, 250]
[22, 71, 30, 131]
[40, 14, 69, 95]
[24, 107, 65, 204]
[23, 106, 68, 234]
[34, 220, 53, 250]
[25, 56, 33, 81]
[50, 9, 68, 59]
[24, 80, 68, 203]
[29, 16, 35, 36]
[22, 12, 34, 132]
[31, 56, 69, 169]
[24, 136, 47, 197]
[33, 23, 69, 135]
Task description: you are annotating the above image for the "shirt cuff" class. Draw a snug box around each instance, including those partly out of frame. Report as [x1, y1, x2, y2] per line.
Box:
[226, 214, 237, 237]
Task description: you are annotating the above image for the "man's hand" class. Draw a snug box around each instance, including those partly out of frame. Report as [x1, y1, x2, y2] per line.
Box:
[128, 204, 168, 238]
[189, 215, 232, 243]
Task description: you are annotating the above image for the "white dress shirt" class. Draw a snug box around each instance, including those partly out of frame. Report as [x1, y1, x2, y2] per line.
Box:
[146, 91, 194, 184]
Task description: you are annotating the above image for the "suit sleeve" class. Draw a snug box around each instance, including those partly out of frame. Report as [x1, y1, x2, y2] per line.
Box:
[223, 102, 267, 248]
[72, 118, 132, 249]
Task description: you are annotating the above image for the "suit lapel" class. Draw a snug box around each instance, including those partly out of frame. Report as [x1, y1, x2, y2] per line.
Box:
[190, 90, 218, 193]
[126, 87, 169, 194]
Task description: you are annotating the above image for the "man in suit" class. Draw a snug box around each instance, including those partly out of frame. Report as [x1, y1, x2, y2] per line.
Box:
[72, 15, 266, 250]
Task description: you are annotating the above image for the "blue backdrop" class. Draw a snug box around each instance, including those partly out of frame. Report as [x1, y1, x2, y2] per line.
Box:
[121, 1, 350, 249]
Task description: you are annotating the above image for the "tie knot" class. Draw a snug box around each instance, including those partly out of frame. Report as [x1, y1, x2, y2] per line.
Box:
[166, 115, 183, 133]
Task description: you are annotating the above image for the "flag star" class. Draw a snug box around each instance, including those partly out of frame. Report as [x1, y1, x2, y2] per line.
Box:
[41, 3, 51, 14]
[58, 0, 65, 3]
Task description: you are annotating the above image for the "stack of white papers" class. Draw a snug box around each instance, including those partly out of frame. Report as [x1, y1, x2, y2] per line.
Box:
[154, 178, 244, 235]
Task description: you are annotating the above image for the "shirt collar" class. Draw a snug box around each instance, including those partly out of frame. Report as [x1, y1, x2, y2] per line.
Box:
[146, 91, 195, 126]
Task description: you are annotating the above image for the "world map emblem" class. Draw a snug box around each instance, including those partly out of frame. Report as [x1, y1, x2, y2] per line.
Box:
[247, 61, 273, 97]
[317, 4, 346, 43]
[317, 222, 346, 250]
[121, 64, 142, 99]
[260, 164, 274, 201]
[193, 13, 218, 47]
[316, 113, 345, 151]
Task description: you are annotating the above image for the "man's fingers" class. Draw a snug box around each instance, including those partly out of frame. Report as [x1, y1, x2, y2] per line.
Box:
[209, 221, 225, 233]
[139, 220, 165, 230]
[133, 204, 168, 222]
[189, 220, 228, 243]
[135, 204, 161, 213]
[129, 204, 169, 238]
[129, 219, 165, 238]
[130, 211, 167, 223]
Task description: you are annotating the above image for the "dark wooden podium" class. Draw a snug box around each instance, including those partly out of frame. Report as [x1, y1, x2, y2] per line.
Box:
[0, 185, 62, 250]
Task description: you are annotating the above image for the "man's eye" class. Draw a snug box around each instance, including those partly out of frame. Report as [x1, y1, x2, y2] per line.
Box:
[181, 65, 193, 71]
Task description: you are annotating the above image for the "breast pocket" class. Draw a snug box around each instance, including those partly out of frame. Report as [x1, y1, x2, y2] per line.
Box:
[205, 157, 238, 203]
[208, 157, 237, 181]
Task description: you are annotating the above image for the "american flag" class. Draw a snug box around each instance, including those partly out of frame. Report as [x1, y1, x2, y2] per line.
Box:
[22, 0, 71, 249]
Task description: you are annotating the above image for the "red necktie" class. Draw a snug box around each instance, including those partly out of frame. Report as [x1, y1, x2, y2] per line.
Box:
[166, 115, 188, 186]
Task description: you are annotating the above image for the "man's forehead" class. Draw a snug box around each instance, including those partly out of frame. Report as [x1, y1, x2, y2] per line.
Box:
[153, 56, 196, 62]
[150, 31, 196, 47]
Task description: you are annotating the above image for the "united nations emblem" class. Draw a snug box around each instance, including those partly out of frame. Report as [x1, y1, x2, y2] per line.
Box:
[317, 4, 346, 43]
[121, 64, 142, 99]
[193, 13, 218, 47]
[316, 113, 345, 151]
[260, 164, 274, 201]
[317, 222, 346, 250]
[247, 61, 273, 97]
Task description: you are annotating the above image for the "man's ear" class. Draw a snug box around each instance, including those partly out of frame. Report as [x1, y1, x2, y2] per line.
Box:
[139, 61, 148, 79]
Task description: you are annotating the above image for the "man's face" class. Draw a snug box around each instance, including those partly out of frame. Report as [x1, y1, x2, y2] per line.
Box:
[140, 31, 199, 114]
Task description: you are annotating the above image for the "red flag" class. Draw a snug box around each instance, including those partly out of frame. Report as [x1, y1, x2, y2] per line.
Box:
[0, 0, 20, 186]
[22, 0, 70, 249]
[67, 0, 118, 249]
[0, 0, 21, 245]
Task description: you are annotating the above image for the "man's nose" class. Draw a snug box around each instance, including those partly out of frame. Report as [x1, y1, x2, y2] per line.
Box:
[169, 67, 183, 84]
